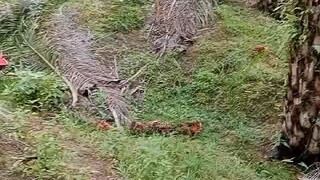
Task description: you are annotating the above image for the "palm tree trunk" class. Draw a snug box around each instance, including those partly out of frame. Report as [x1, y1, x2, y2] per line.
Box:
[281, 1, 320, 160]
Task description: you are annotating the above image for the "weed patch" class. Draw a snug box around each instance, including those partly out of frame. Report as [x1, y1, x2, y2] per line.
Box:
[0, 0, 298, 179]
[114, 2, 296, 180]
[21, 134, 67, 179]
[56, 109, 296, 180]
[69, 0, 150, 34]
[189, 5, 290, 117]
[1, 71, 67, 111]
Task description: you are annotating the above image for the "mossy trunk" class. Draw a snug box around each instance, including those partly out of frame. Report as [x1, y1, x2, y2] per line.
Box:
[282, 1, 320, 159]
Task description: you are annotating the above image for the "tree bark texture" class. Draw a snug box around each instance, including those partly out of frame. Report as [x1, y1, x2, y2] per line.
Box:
[283, 0, 320, 156]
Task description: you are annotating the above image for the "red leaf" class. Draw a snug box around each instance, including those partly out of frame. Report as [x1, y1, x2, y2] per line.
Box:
[191, 121, 202, 134]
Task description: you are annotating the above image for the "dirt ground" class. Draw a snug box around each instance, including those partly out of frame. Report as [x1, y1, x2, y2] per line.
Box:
[0, 115, 118, 180]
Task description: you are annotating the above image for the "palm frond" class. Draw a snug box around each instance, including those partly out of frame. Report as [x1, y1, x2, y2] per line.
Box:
[1, 1, 131, 126]
[148, 0, 216, 56]
[48, 7, 130, 126]
[0, 1, 80, 106]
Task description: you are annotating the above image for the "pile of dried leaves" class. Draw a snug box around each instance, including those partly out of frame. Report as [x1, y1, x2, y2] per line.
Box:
[148, 0, 216, 56]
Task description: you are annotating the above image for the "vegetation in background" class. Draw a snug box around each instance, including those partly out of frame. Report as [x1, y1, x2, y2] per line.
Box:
[0, 0, 298, 180]
[192, 5, 290, 117]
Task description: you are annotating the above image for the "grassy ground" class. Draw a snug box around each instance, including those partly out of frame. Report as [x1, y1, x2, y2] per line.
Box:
[0, 0, 299, 179]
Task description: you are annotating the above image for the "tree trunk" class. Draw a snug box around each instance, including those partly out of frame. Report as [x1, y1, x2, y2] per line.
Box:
[281, 0, 320, 162]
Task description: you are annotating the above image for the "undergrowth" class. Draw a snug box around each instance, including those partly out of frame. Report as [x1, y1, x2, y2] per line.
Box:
[191, 4, 290, 117]
[69, 0, 151, 34]
[1, 71, 67, 111]
[115, 3, 296, 180]
[0, 0, 298, 180]
[0, 109, 88, 179]
[22, 134, 66, 179]
[0, 0, 70, 111]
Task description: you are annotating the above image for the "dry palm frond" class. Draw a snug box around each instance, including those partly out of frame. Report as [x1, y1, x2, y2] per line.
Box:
[246, 0, 278, 11]
[49, 7, 130, 126]
[300, 163, 320, 180]
[0, 3, 12, 18]
[102, 87, 130, 127]
[0, 105, 13, 122]
[148, 0, 216, 55]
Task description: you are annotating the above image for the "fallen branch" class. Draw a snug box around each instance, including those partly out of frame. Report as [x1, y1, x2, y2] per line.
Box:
[110, 107, 123, 130]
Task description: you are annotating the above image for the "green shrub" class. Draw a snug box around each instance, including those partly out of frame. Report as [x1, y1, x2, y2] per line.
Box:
[1, 71, 67, 111]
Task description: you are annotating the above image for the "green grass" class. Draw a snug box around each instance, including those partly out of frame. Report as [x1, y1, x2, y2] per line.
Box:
[0, 108, 87, 179]
[191, 5, 289, 117]
[56, 111, 294, 180]
[66, 0, 150, 35]
[0, 0, 298, 180]
[1, 71, 67, 111]
[113, 3, 296, 180]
